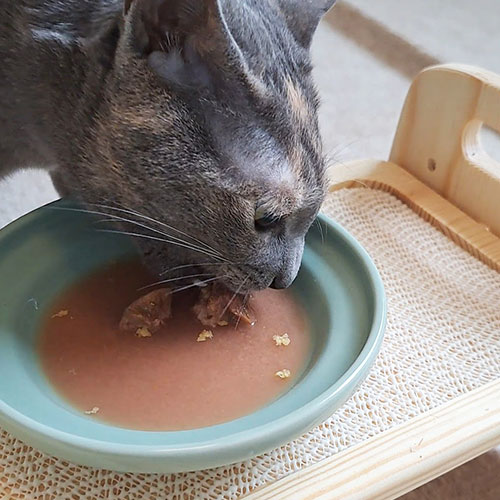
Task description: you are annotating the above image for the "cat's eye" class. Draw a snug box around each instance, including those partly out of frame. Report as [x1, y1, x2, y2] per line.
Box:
[255, 207, 280, 230]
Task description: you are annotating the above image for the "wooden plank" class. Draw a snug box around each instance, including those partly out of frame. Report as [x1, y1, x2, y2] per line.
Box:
[326, 159, 500, 272]
[243, 379, 500, 500]
[390, 64, 500, 237]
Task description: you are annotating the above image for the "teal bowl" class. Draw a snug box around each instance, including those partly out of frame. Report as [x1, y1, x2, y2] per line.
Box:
[0, 199, 385, 473]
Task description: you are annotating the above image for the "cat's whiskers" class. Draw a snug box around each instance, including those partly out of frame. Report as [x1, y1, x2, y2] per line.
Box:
[137, 273, 214, 292]
[324, 139, 361, 167]
[92, 215, 223, 261]
[315, 218, 325, 244]
[95, 208, 223, 259]
[52, 206, 226, 262]
[235, 290, 251, 331]
[169, 276, 227, 296]
[324, 142, 369, 189]
[54, 206, 213, 255]
[93, 203, 223, 258]
[95, 228, 226, 262]
[219, 275, 249, 323]
[160, 262, 227, 276]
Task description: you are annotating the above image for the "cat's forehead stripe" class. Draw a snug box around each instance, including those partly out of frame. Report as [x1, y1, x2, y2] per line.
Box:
[285, 77, 310, 123]
[264, 184, 305, 217]
[289, 140, 314, 184]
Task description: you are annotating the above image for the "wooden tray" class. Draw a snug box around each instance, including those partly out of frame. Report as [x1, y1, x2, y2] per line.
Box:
[244, 64, 500, 499]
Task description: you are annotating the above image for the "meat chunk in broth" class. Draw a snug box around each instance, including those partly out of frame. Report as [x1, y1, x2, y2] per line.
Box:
[119, 288, 172, 334]
[192, 283, 255, 328]
[120, 283, 255, 334]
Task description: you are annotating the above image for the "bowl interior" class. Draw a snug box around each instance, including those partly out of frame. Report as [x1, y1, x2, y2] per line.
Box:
[0, 200, 378, 448]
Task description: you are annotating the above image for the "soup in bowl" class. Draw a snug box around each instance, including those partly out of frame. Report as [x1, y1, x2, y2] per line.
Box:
[39, 259, 312, 431]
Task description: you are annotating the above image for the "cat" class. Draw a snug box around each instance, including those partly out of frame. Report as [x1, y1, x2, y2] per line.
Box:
[0, 0, 336, 293]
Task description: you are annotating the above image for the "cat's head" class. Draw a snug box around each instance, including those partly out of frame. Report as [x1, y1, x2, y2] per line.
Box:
[73, 0, 335, 292]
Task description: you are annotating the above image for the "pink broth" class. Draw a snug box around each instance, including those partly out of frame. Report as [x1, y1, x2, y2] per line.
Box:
[38, 260, 311, 431]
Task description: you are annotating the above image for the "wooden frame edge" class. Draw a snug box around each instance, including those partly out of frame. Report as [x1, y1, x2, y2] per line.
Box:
[325, 159, 500, 271]
[388, 64, 500, 237]
[243, 380, 500, 500]
[243, 160, 500, 499]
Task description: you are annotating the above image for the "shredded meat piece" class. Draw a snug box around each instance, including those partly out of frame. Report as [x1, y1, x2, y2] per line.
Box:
[192, 283, 255, 328]
[196, 329, 214, 342]
[135, 327, 152, 338]
[119, 288, 172, 334]
[273, 333, 291, 346]
[275, 369, 291, 379]
[120, 283, 254, 333]
[52, 310, 69, 318]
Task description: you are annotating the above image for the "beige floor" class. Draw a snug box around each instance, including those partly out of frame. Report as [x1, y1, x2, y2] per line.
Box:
[348, 0, 500, 74]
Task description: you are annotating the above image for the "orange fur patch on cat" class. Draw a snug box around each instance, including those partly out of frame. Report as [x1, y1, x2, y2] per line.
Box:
[285, 76, 309, 122]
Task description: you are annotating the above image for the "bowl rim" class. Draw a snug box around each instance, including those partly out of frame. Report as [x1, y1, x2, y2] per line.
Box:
[0, 205, 386, 459]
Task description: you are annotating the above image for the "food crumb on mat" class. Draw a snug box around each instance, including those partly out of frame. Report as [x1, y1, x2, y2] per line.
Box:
[51, 310, 69, 318]
[275, 369, 291, 379]
[135, 327, 152, 338]
[197, 330, 214, 342]
[84, 407, 100, 415]
[217, 320, 229, 327]
[273, 333, 290, 346]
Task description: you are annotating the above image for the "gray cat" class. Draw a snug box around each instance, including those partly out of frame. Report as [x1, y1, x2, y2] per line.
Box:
[0, 0, 335, 293]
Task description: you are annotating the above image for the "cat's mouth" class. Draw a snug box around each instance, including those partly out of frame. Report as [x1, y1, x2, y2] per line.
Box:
[199, 263, 273, 294]
[139, 242, 273, 294]
[151, 262, 268, 295]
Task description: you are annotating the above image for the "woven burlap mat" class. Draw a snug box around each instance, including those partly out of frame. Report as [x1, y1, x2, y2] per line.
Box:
[1, 188, 499, 499]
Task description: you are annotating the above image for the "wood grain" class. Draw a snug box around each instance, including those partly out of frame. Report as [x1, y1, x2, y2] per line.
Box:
[390, 64, 500, 237]
[243, 380, 500, 500]
[327, 159, 500, 272]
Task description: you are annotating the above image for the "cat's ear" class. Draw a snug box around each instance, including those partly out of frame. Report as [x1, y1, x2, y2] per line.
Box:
[278, 0, 337, 48]
[123, 0, 238, 89]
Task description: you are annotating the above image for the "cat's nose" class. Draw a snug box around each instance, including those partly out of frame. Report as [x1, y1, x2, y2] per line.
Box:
[269, 237, 305, 289]
[270, 274, 293, 290]
[270, 277, 283, 289]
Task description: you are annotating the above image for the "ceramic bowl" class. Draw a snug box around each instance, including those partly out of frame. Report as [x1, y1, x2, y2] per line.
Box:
[0, 199, 385, 472]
